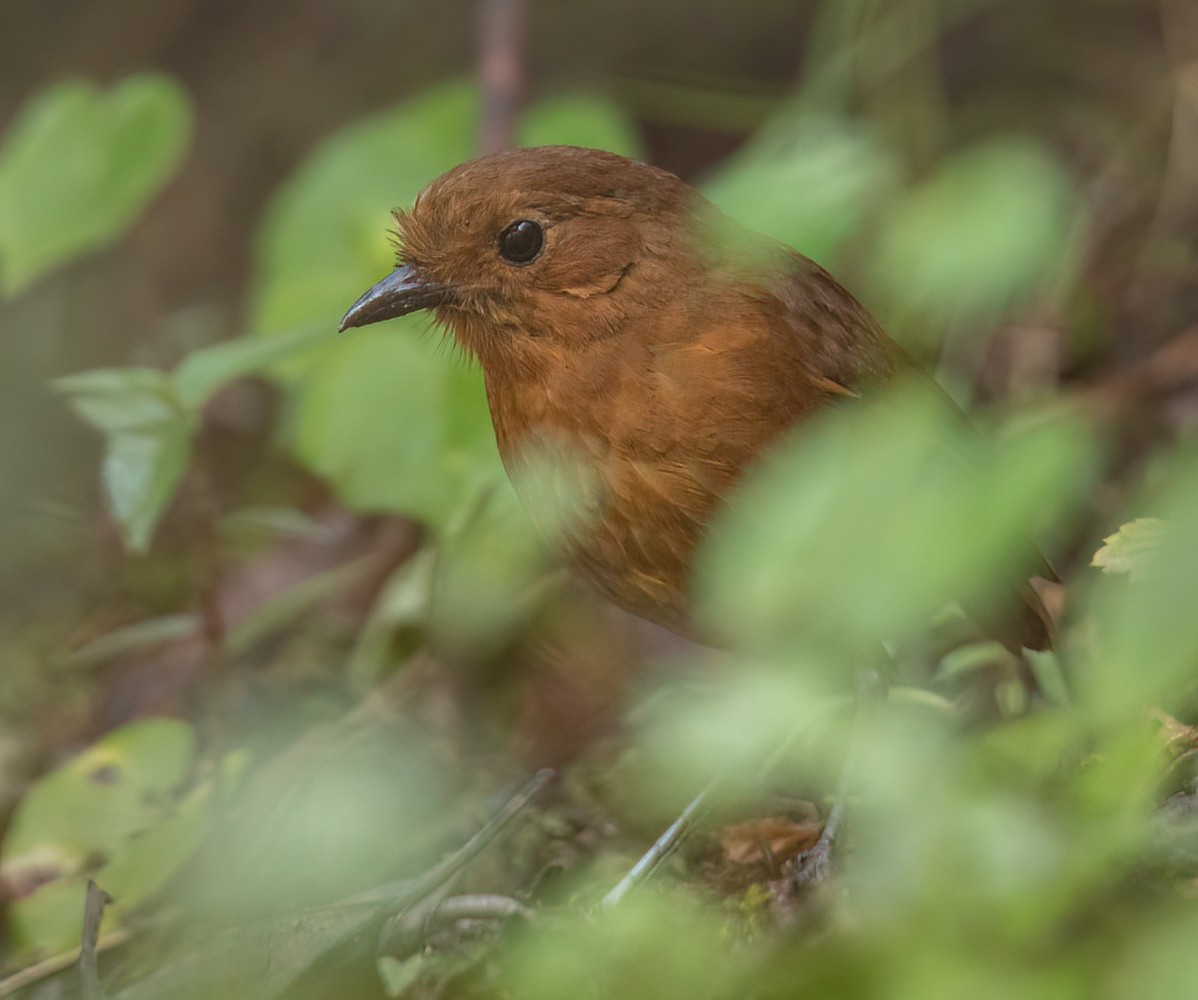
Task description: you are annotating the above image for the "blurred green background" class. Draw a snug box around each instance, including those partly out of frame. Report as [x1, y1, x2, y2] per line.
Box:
[1, 0, 1198, 996]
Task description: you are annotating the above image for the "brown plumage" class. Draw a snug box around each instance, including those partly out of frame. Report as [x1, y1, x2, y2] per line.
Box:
[341, 145, 1050, 650]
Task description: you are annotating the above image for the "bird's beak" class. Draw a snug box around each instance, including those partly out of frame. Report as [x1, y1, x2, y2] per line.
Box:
[338, 264, 450, 332]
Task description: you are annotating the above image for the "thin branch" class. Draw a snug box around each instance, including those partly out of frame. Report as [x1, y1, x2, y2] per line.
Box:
[477, 0, 527, 154]
[79, 880, 113, 1000]
[602, 779, 718, 909]
[0, 931, 132, 998]
[379, 893, 534, 957]
[790, 669, 880, 887]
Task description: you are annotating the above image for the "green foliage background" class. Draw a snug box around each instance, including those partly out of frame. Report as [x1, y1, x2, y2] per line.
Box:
[0, 8, 1195, 998]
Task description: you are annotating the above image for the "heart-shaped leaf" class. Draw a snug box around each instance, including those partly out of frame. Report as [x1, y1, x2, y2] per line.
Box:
[250, 82, 643, 530]
[0, 74, 192, 295]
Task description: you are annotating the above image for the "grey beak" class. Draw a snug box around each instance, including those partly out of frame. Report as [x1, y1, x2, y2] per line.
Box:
[338, 264, 450, 332]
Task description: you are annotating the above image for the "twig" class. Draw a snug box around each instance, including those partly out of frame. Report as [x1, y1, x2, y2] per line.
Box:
[601, 779, 718, 909]
[379, 893, 534, 957]
[477, 0, 527, 154]
[0, 930, 132, 998]
[79, 880, 113, 1000]
[790, 669, 880, 886]
[426, 894, 535, 923]
[349, 768, 555, 911]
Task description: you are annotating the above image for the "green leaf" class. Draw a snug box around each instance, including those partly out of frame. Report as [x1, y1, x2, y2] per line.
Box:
[703, 114, 898, 264]
[1082, 456, 1198, 721]
[346, 548, 436, 692]
[0, 74, 192, 295]
[102, 419, 194, 551]
[0, 719, 201, 961]
[248, 83, 642, 530]
[55, 330, 329, 554]
[172, 324, 333, 410]
[3, 719, 194, 862]
[868, 137, 1079, 344]
[696, 383, 1097, 661]
[378, 954, 427, 998]
[53, 367, 183, 432]
[500, 891, 742, 1000]
[54, 367, 195, 551]
[248, 82, 496, 527]
[518, 92, 643, 156]
[250, 80, 479, 336]
[291, 323, 504, 524]
[936, 640, 1015, 681]
[60, 613, 200, 671]
[218, 505, 330, 545]
[431, 482, 554, 656]
[1091, 517, 1167, 582]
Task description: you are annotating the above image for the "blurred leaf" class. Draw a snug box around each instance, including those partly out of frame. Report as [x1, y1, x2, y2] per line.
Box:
[0, 74, 191, 295]
[218, 505, 331, 546]
[291, 323, 504, 523]
[3, 719, 193, 860]
[1081, 454, 1198, 721]
[54, 367, 195, 552]
[430, 440, 604, 656]
[847, 708, 1093, 946]
[500, 892, 742, 1000]
[53, 367, 183, 432]
[518, 92, 644, 156]
[250, 82, 641, 529]
[60, 612, 200, 671]
[637, 659, 845, 819]
[110, 765, 543, 1000]
[1113, 908, 1198, 1000]
[346, 548, 436, 692]
[887, 685, 957, 713]
[703, 114, 898, 264]
[1064, 723, 1163, 855]
[102, 422, 194, 551]
[431, 483, 553, 657]
[172, 324, 332, 409]
[378, 954, 426, 998]
[55, 329, 330, 554]
[248, 82, 492, 524]
[1091, 516, 1167, 582]
[936, 640, 1014, 681]
[0, 719, 202, 961]
[1024, 649, 1071, 708]
[696, 383, 1097, 659]
[250, 80, 480, 336]
[868, 137, 1078, 345]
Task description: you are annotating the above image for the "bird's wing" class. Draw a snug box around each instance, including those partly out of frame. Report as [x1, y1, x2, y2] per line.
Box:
[765, 251, 912, 397]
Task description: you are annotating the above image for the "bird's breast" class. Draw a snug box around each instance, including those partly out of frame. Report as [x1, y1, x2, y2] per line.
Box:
[482, 347, 748, 632]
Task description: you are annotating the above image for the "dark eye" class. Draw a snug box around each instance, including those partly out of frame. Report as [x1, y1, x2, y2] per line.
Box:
[498, 220, 544, 264]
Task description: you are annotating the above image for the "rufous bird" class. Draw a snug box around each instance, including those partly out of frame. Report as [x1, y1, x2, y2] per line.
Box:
[340, 145, 1050, 652]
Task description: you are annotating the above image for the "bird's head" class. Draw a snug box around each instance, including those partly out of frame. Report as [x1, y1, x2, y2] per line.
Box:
[339, 146, 706, 369]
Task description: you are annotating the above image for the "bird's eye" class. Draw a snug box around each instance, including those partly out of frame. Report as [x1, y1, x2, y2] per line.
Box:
[497, 220, 544, 265]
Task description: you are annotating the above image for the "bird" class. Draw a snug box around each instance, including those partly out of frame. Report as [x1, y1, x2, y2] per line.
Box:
[339, 144, 1050, 652]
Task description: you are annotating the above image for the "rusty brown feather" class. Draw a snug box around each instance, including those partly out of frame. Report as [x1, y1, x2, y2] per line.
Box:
[341, 145, 1050, 651]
